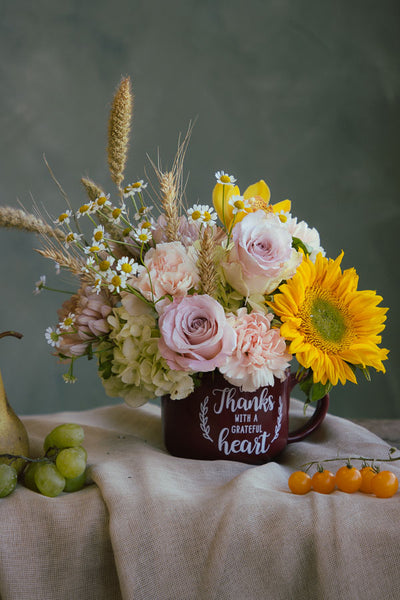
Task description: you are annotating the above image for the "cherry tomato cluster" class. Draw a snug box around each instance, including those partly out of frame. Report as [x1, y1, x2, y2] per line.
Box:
[288, 464, 399, 498]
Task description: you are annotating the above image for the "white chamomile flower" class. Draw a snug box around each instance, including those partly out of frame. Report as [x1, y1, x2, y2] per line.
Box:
[110, 204, 127, 223]
[137, 216, 155, 230]
[187, 204, 204, 224]
[133, 228, 152, 244]
[117, 256, 139, 276]
[84, 242, 106, 255]
[33, 275, 46, 295]
[65, 232, 83, 248]
[93, 276, 104, 294]
[92, 225, 106, 244]
[134, 205, 153, 221]
[123, 180, 148, 198]
[45, 326, 61, 348]
[59, 313, 76, 331]
[96, 256, 115, 274]
[215, 170, 237, 185]
[107, 271, 128, 293]
[84, 256, 96, 272]
[228, 195, 251, 215]
[200, 206, 217, 227]
[54, 210, 72, 226]
[94, 193, 112, 210]
[76, 201, 96, 219]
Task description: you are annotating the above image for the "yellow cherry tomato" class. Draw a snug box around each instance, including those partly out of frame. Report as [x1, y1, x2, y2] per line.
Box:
[335, 465, 362, 493]
[311, 469, 336, 494]
[371, 471, 399, 498]
[288, 471, 312, 495]
[359, 466, 377, 494]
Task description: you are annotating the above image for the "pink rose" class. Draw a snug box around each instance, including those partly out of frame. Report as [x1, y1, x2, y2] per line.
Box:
[223, 211, 299, 296]
[158, 294, 237, 372]
[133, 241, 200, 302]
[219, 308, 291, 391]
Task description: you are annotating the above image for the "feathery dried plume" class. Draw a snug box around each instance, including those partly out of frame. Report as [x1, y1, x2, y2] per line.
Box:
[81, 177, 105, 202]
[107, 76, 133, 193]
[0, 206, 64, 241]
[198, 226, 217, 297]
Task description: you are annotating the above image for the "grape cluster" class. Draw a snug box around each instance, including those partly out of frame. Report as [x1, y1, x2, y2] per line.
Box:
[0, 423, 88, 498]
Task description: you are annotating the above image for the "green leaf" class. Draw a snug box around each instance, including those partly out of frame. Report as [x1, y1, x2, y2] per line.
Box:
[292, 237, 310, 256]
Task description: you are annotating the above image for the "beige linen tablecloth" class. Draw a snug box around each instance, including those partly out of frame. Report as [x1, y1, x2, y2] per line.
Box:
[0, 399, 399, 600]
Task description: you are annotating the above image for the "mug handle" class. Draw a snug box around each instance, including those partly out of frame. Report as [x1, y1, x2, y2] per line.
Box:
[287, 373, 330, 444]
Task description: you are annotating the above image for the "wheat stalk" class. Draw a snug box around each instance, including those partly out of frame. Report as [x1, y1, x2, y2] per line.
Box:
[198, 226, 217, 297]
[0, 206, 64, 241]
[107, 76, 133, 193]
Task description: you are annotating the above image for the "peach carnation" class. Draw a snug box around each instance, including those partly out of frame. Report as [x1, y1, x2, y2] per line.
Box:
[133, 241, 200, 302]
[219, 308, 291, 391]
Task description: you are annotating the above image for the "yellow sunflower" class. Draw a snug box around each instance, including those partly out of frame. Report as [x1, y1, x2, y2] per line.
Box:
[212, 179, 291, 232]
[270, 252, 389, 386]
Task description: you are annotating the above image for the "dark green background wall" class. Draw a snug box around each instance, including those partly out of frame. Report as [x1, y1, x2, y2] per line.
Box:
[0, 0, 399, 418]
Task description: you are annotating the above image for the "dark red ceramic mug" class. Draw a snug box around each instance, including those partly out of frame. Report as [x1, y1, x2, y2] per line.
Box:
[161, 369, 329, 464]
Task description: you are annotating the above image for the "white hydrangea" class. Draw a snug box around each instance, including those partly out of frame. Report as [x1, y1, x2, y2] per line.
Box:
[103, 306, 194, 406]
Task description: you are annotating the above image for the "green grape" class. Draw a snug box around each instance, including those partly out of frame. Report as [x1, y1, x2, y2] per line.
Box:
[0, 464, 18, 498]
[55, 448, 86, 479]
[23, 462, 40, 492]
[64, 469, 87, 493]
[44, 423, 84, 452]
[34, 462, 66, 497]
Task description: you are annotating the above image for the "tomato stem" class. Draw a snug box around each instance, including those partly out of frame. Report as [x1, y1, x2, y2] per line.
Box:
[300, 450, 400, 472]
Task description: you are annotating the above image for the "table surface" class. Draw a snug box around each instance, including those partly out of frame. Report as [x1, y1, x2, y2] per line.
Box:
[0, 402, 399, 600]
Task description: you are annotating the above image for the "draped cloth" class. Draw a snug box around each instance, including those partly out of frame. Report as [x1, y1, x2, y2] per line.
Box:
[0, 399, 399, 600]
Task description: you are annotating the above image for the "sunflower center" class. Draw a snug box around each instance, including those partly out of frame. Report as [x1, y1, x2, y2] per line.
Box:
[310, 297, 347, 344]
[299, 286, 353, 353]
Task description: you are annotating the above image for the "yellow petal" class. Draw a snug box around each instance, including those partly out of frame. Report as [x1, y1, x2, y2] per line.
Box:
[272, 199, 291, 213]
[212, 183, 239, 230]
[243, 180, 271, 203]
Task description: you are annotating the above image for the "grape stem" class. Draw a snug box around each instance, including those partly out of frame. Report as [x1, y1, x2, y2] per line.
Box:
[300, 448, 400, 472]
[0, 453, 48, 464]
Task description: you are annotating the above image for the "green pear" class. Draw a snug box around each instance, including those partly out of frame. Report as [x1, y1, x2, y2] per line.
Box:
[0, 332, 30, 474]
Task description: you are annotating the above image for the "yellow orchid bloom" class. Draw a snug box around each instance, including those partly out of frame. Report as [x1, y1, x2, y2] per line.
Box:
[212, 179, 291, 232]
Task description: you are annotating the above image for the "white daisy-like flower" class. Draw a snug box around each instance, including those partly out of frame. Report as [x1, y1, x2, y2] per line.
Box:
[134, 205, 153, 221]
[59, 312, 76, 331]
[94, 193, 112, 210]
[33, 275, 46, 295]
[215, 170, 236, 185]
[137, 216, 155, 231]
[96, 256, 115, 274]
[93, 276, 104, 295]
[64, 232, 83, 248]
[54, 210, 72, 225]
[107, 271, 128, 293]
[92, 225, 106, 244]
[187, 204, 204, 224]
[76, 201, 96, 219]
[110, 204, 127, 223]
[133, 228, 152, 244]
[228, 194, 252, 215]
[117, 256, 139, 276]
[84, 256, 96, 272]
[84, 242, 106, 255]
[45, 326, 61, 348]
[123, 180, 148, 198]
[200, 206, 218, 227]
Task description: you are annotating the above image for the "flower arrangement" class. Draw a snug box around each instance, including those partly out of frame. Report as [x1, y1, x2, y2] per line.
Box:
[1, 77, 389, 408]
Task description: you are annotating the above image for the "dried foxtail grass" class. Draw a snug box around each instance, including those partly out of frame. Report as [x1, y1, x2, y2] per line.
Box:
[198, 226, 217, 297]
[81, 177, 105, 202]
[107, 76, 133, 193]
[0, 206, 64, 241]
